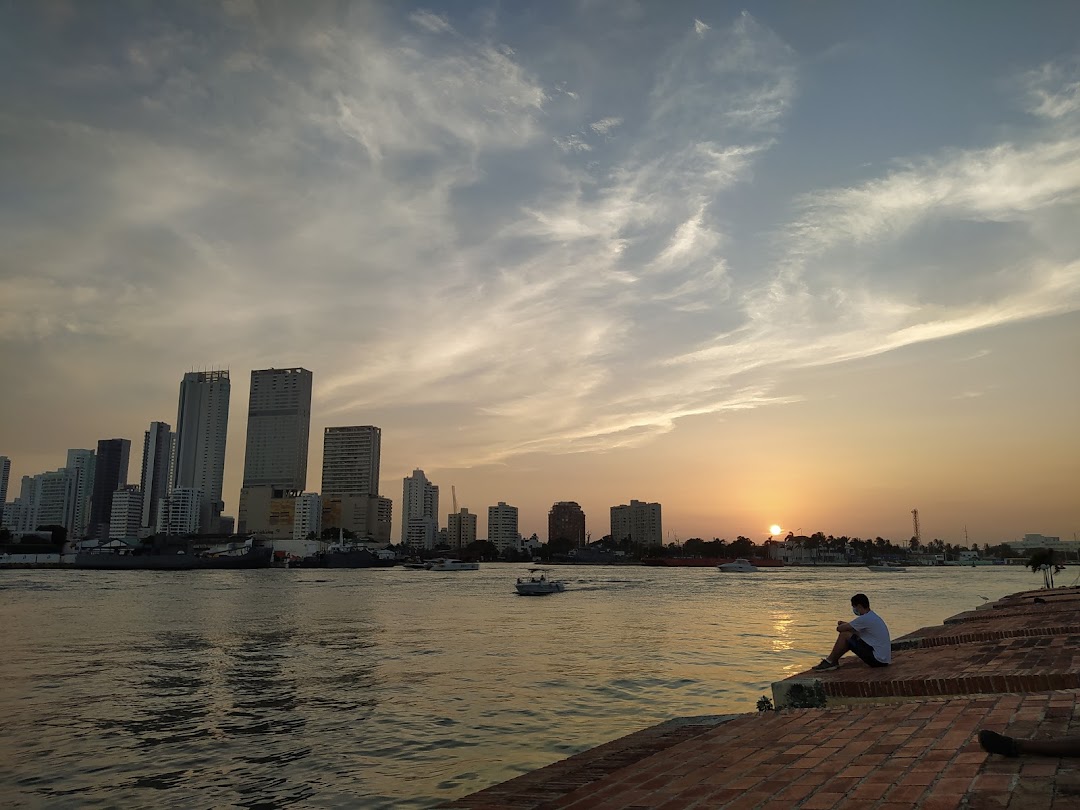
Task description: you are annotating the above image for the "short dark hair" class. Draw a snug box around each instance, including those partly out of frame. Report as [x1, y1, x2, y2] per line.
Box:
[851, 593, 870, 609]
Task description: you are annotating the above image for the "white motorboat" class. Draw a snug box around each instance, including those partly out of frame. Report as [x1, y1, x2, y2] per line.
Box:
[428, 558, 479, 571]
[718, 558, 759, 573]
[515, 575, 565, 595]
[867, 563, 906, 573]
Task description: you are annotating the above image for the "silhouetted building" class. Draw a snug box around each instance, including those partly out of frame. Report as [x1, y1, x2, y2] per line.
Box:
[65, 449, 95, 539]
[242, 368, 312, 489]
[239, 368, 312, 534]
[0, 456, 9, 526]
[89, 439, 130, 540]
[548, 501, 586, 547]
[174, 370, 230, 533]
[140, 422, 172, 532]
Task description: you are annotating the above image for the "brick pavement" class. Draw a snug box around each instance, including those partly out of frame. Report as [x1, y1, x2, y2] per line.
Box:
[439, 692, 1080, 809]
[442, 588, 1080, 809]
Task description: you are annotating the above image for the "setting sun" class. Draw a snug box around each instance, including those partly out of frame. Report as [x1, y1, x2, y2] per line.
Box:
[769, 524, 782, 536]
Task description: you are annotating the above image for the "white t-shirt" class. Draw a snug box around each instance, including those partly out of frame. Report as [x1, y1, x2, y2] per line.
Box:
[850, 609, 891, 664]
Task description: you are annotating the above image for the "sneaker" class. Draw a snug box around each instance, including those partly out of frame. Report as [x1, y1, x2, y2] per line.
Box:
[978, 730, 1019, 757]
[812, 658, 839, 671]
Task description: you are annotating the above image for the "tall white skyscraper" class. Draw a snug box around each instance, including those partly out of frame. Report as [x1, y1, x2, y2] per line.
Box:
[401, 468, 438, 547]
[610, 499, 663, 547]
[0, 455, 10, 527]
[140, 422, 172, 531]
[488, 501, 520, 553]
[321, 426, 381, 496]
[242, 368, 312, 489]
[174, 370, 230, 533]
[65, 449, 95, 539]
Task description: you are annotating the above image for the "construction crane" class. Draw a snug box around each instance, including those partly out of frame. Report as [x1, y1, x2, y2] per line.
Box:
[911, 509, 921, 545]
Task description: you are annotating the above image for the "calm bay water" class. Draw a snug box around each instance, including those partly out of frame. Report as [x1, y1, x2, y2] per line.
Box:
[0, 564, 1047, 807]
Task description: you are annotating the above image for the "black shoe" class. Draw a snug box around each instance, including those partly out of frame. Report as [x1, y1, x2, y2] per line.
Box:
[812, 658, 839, 671]
[979, 730, 1019, 757]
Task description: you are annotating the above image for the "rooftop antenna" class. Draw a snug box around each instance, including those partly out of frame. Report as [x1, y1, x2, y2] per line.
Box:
[452, 485, 458, 514]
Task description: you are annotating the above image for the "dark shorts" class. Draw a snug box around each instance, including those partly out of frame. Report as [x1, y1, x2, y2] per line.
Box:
[848, 633, 889, 667]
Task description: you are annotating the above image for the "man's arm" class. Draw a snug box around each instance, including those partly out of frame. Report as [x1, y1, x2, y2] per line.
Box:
[836, 620, 854, 633]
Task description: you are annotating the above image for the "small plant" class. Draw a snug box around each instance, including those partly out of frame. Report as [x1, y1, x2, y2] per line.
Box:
[757, 695, 774, 712]
[785, 682, 828, 709]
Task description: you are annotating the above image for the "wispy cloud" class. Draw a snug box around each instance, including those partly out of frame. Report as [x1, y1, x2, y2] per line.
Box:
[1, 4, 1078, 488]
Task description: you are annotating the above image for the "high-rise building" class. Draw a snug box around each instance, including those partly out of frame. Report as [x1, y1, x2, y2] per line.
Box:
[89, 439, 130, 540]
[109, 485, 143, 539]
[242, 368, 312, 489]
[33, 468, 80, 534]
[140, 422, 172, 531]
[401, 469, 438, 547]
[488, 501, 520, 553]
[174, 370, 230, 533]
[610, 499, 663, 547]
[548, 501, 586, 547]
[447, 507, 477, 551]
[322, 426, 381, 496]
[0, 455, 10, 527]
[1, 499, 26, 532]
[65, 449, 95, 539]
[293, 492, 322, 541]
[157, 487, 203, 535]
[12, 475, 36, 532]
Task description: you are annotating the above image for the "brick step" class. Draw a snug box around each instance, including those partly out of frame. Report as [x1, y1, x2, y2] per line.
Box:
[777, 634, 1080, 704]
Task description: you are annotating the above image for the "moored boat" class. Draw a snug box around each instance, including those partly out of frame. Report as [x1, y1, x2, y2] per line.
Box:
[718, 558, 759, 573]
[323, 547, 397, 569]
[428, 558, 479, 571]
[867, 562, 907, 572]
[74, 546, 196, 570]
[196, 544, 273, 569]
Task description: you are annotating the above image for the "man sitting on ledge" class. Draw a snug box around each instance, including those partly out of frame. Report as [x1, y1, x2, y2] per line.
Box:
[812, 593, 891, 671]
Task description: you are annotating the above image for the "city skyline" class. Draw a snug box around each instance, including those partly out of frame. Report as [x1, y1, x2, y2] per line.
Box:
[1, 3, 1078, 544]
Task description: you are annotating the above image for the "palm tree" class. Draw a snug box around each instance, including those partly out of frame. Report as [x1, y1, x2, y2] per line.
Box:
[1028, 548, 1059, 589]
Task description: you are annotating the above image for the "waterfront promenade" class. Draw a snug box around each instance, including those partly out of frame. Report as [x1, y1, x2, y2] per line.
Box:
[441, 586, 1080, 809]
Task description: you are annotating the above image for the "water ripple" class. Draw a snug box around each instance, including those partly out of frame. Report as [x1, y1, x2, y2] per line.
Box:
[0, 565, 1033, 807]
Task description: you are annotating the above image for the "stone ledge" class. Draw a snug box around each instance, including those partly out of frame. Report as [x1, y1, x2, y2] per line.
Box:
[437, 715, 737, 808]
[893, 622, 1080, 650]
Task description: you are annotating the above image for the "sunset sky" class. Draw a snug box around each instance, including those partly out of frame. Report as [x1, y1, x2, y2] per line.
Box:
[2, 2, 1078, 545]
